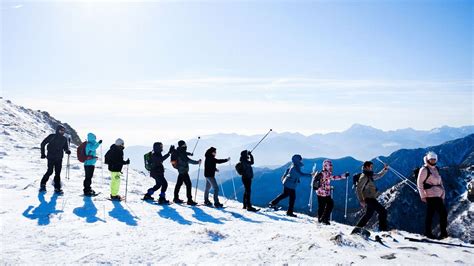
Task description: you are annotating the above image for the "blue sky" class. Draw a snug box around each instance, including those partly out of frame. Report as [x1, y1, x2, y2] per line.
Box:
[1, 0, 473, 145]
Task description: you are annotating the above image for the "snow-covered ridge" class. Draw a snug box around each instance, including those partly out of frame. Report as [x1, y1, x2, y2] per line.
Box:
[1, 100, 473, 264]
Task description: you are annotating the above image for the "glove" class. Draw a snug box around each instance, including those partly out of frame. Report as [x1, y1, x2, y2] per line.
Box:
[227, 157, 231, 161]
[168, 146, 175, 154]
[344, 172, 350, 178]
[41, 154, 46, 159]
[66, 150, 71, 155]
[248, 151, 252, 155]
[125, 159, 130, 165]
[98, 140, 103, 144]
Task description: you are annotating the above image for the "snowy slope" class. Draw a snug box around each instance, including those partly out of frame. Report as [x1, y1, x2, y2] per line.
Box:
[1, 100, 474, 264]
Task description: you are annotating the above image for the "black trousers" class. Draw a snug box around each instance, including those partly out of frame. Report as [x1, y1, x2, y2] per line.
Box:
[84, 165, 95, 192]
[317, 196, 334, 222]
[242, 177, 253, 208]
[147, 175, 168, 196]
[356, 198, 388, 231]
[41, 158, 63, 189]
[425, 197, 448, 236]
[271, 187, 296, 214]
[174, 172, 192, 201]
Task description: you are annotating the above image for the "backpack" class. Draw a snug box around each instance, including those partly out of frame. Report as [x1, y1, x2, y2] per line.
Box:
[144, 151, 153, 171]
[77, 141, 91, 163]
[235, 162, 244, 176]
[311, 171, 324, 190]
[413, 166, 440, 189]
[104, 149, 111, 165]
[170, 150, 179, 169]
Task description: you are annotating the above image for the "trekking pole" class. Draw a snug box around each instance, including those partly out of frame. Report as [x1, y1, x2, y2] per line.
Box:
[66, 137, 71, 181]
[194, 161, 201, 200]
[125, 164, 129, 203]
[191, 136, 201, 155]
[308, 163, 317, 212]
[330, 186, 334, 221]
[376, 157, 418, 192]
[344, 173, 349, 219]
[219, 174, 226, 198]
[230, 160, 237, 200]
[250, 129, 272, 153]
[100, 145, 104, 186]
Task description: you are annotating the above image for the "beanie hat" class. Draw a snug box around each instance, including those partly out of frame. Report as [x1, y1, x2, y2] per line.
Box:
[323, 159, 333, 171]
[178, 140, 186, 147]
[426, 151, 438, 161]
[115, 138, 124, 146]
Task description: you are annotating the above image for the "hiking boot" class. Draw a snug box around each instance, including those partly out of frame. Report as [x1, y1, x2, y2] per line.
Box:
[143, 194, 154, 201]
[84, 190, 97, 196]
[425, 232, 436, 239]
[438, 233, 448, 240]
[247, 206, 258, 212]
[187, 200, 198, 206]
[110, 195, 122, 201]
[286, 212, 297, 217]
[39, 186, 46, 193]
[214, 203, 224, 208]
[268, 203, 278, 210]
[173, 198, 184, 204]
[322, 220, 331, 225]
[204, 200, 213, 206]
[54, 188, 64, 195]
[158, 197, 170, 205]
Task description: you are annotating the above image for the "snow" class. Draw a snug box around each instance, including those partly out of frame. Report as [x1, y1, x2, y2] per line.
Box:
[1, 99, 474, 264]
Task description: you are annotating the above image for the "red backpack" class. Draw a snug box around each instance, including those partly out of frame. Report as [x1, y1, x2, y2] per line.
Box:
[77, 141, 91, 163]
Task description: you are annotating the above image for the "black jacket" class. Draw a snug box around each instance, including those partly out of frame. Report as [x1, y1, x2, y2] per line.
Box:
[105, 144, 127, 172]
[240, 152, 254, 179]
[175, 147, 199, 174]
[204, 155, 229, 177]
[40, 131, 69, 160]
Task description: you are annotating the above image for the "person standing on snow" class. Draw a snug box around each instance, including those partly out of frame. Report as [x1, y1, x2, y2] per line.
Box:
[240, 150, 258, 212]
[203, 147, 230, 208]
[173, 140, 201, 205]
[143, 142, 174, 204]
[104, 138, 130, 201]
[417, 151, 448, 239]
[40, 124, 71, 194]
[83, 133, 102, 196]
[352, 161, 389, 233]
[269, 154, 315, 217]
[316, 159, 350, 225]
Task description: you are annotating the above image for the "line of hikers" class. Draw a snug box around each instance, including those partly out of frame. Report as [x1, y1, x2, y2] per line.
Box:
[40, 125, 448, 239]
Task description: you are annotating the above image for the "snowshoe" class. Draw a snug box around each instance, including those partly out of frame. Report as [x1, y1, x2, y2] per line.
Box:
[173, 198, 184, 204]
[247, 206, 259, 212]
[321, 219, 331, 225]
[187, 200, 198, 206]
[351, 227, 371, 239]
[158, 197, 170, 205]
[286, 212, 297, 218]
[84, 190, 99, 197]
[143, 194, 155, 201]
[54, 188, 64, 195]
[109, 195, 123, 201]
[268, 203, 278, 211]
[204, 201, 213, 207]
[214, 203, 224, 208]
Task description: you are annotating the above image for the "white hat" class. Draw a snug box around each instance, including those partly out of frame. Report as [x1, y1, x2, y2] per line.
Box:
[426, 151, 438, 161]
[115, 138, 124, 146]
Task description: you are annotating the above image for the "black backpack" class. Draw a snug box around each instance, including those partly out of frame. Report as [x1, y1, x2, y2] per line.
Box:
[235, 162, 244, 176]
[413, 166, 440, 189]
[311, 171, 324, 190]
[104, 149, 111, 165]
[170, 150, 179, 169]
[144, 151, 153, 171]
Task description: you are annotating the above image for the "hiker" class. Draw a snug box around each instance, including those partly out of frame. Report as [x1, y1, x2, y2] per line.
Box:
[417, 151, 448, 239]
[40, 124, 71, 194]
[352, 161, 389, 233]
[269, 154, 315, 217]
[204, 147, 230, 208]
[240, 150, 258, 212]
[82, 133, 102, 196]
[316, 159, 350, 225]
[172, 140, 201, 205]
[143, 142, 175, 204]
[104, 138, 130, 201]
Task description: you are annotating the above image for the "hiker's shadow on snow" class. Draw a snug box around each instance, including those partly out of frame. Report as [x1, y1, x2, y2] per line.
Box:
[73, 196, 105, 223]
[191, 207, 224, 224]
[158, 205, 192, 225]
[22, 192, 62, 226]
[255, 211, 296, 223]
[109, 201, 137, 226]
[220, 209, 262, 224]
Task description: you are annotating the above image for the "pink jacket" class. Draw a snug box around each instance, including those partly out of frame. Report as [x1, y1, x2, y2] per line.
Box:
[417, 164, 445, 200]
[316, 170, 344, 197]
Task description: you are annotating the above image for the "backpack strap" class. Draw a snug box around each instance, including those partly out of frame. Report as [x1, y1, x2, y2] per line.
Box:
[422, 166, 432, 186]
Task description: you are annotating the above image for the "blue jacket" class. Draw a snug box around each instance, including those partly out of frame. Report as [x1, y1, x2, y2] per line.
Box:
[282, 155, 312, 189]
[84, 133, 101, 166]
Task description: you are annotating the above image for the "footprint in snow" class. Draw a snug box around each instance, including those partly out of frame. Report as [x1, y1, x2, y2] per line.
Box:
[380, 253, 396, 260]
[397, 246, 418, 251]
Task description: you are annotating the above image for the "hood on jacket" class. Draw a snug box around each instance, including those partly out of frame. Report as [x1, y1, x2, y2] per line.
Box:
[153, 142, 163, 153]
[87, 133, 97, 143]
[291, 154, 303, 167]
[205, 147, 217, 158]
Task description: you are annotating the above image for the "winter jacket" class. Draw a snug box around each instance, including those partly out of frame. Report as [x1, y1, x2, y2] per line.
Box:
[84, 133, 101, 166]
[204, 151, 229, 178]
[40, 126, 70, 160]
[240, 151, 254, 179]
[316, 170, 344, 197]
[105, 144, 128, 172]
[175, 146, 199, 174]
[356, 169, 388, 202]
[417, 164, 445, 200]
[150, 143, 170, 178]
[282, 165, 312, 190]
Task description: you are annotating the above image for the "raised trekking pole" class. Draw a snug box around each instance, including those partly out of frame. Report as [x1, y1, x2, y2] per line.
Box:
[100, 144, 104, 185]
[230, 160, 237, 200]
[125, 164, 129, 203]
[191, 136, 201, 155]
[219, 174, 226, 198]
[194, 161, 201, 200]
[66, 137, 71, 181]
[376, 157, 418, 192]
[250, 129, 272, 153]
[308, 163, 317, 212]
[344, 173, 349, 219]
